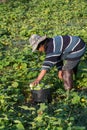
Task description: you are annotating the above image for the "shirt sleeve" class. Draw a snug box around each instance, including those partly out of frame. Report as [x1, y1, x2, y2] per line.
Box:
[41, 53, 62, 71]
[56, 60, 63, 70]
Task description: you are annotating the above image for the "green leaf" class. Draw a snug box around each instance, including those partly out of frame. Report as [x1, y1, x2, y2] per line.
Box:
[14, 120, 25, 130]
[12, 81, 19, 88]
[0, 65, 3, 69]
[38, 103, 48, 111]
[71, 93, 80, 104]
[19, 105, 35, 111]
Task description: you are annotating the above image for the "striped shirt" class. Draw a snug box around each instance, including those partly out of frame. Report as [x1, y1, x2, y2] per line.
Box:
[41, 35, 86, 71]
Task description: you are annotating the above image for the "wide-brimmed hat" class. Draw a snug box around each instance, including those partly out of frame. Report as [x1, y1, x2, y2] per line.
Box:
[29, 34, 47, 52]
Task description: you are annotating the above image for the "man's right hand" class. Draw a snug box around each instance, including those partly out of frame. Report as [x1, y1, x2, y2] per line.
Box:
[30, 79, 40, 86]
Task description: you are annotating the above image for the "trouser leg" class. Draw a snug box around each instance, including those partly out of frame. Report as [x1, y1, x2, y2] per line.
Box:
[73, 64, 79, 78]
[62, 60, 80, 90]
[62, 70, 73, 90]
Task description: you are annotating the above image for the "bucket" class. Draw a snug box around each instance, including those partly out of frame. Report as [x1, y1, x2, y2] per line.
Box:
[31, 88, 52, 103]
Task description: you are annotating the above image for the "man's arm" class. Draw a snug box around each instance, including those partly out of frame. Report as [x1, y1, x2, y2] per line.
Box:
[56, 61, 63, 80]
[31, 69, 47, 86]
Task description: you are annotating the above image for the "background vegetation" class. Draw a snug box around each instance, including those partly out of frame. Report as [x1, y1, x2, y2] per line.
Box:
[0, 0, 87, 129]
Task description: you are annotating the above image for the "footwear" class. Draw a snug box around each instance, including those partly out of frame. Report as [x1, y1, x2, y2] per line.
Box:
[62, 70, 73, 90]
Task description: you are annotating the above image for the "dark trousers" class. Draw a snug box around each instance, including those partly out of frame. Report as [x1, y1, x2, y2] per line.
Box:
[62, 65, 78, 90]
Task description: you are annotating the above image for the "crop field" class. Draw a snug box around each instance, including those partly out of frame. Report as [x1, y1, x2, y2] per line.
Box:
[0, 0, 87, 129]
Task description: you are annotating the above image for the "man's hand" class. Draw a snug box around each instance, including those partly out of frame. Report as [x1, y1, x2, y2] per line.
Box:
[58, 70, 63, 80]
[30, 69, 47, 86]
[30, 79, 40, 86]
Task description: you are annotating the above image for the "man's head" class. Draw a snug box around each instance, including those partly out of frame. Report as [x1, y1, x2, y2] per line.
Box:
[29, 34, 47, 52]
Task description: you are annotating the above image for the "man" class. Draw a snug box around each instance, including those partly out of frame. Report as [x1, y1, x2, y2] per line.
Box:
[29, 34, 86, 90]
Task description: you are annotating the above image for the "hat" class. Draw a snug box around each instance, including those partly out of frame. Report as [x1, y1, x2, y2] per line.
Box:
[29, 34, 47, 52]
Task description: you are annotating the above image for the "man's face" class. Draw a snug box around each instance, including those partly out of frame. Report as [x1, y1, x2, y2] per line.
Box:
[38, 45, 45, 52]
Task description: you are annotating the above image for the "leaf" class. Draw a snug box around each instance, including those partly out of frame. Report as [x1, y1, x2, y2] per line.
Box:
[72, 126, 86, 130]
[39, 103, 48, 111]
[19, 105, 35, 111]
[34, 116, 43, 122]
[71, 93, 80, 104]
[14, 120, 25, 130]
[1, 77, 7, 82]
[0, 65, 3, 69]
[12, 81, 19, 88]
[21, 63, 27, 69]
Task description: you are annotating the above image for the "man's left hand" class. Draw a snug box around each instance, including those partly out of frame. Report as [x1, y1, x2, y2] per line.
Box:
[58, 70, 63, 80]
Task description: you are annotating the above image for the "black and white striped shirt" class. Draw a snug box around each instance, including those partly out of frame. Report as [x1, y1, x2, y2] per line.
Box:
[41, 35, 86, 71]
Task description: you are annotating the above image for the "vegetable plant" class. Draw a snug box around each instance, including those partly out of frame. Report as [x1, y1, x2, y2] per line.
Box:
[0, 0, 87, 130]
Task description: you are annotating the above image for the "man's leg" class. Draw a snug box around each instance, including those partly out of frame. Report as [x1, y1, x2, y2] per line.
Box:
[62, 70, 73, 90]
[62, 59, 80, 90]
[73, 64, 79, 78]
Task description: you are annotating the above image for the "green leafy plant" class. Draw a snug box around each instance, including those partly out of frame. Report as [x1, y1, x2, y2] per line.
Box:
[0, 0, 87, 130]
[29, 83, 53, 90]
